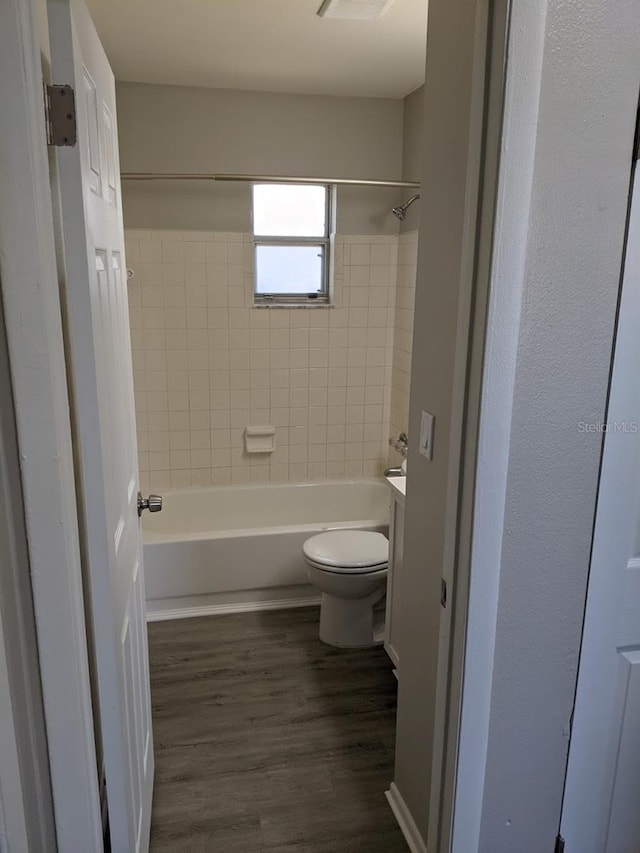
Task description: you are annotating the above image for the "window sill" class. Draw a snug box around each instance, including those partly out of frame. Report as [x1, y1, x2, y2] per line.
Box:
[252, 302, 334, 309]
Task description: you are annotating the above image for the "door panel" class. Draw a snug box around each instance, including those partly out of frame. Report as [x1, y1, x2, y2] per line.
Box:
[48, 0, 154, 849]
[606, 649, 640, 850]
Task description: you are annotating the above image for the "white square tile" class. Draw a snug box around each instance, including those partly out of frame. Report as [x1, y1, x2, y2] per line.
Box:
[139, 241, 162, 264]
[328, 406, 346, 425]
[370, 244, 390, 266]
[251, 369, 270, 390]
[184, 242, 206, 264]
[206, 243, 227, 265]
[327, 461, 346, 478]
[191, 449, 211, 468]
[269, 311, 290, 329]
[192, 469, 212, 487]
[250, 329, 270, 349]
[212, 449, 232, 468]
[349, 244, 370, 266]
[290, 328, 309, 349]
[272, 408, 290, 427]
[306, 426, 325, 445]
[231, 467, 251, 484]
[328, 388, 347, 407]
[269, 464, 289, 483]
[230, 370, 250, 390]
[270, 389, 289, 408]
[270, 349, 289, 370]
[289, 388, 309, 407]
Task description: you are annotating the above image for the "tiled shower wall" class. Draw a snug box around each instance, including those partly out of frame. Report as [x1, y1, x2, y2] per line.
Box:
[126, 229, 400, 491]
[389, 231, 418, 459]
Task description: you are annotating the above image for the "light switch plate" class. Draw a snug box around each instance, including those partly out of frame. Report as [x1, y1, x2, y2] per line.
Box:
[419, 410, 434, 460]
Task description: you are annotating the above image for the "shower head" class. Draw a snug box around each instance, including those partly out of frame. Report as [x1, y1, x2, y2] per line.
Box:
[392, 194, 420, 221]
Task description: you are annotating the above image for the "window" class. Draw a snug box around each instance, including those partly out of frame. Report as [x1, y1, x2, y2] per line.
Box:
[252, 183, 332, 305]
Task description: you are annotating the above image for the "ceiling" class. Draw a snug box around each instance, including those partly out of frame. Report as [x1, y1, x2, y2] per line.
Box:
[85, 0, 428, 99]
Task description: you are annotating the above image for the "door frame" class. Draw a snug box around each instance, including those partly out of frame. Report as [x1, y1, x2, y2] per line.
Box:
[425, 1, 511, 848]
[0, 0, 103, 849]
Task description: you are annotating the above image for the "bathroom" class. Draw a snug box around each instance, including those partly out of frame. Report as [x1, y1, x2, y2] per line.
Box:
[89, 0, 427, 848]
[6, 0, 635, 848]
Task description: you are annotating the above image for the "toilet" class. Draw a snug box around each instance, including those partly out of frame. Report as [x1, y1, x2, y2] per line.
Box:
[302, 530, 389, 648]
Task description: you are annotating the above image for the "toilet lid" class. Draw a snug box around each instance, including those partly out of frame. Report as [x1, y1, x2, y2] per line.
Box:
[303, 530, 389, 571]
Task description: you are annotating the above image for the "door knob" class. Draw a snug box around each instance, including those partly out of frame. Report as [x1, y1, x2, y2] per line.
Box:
[137, 492, 162, 517]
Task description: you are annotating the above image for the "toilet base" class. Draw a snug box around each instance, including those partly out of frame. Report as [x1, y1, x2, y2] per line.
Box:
[318, 586, 386, 648]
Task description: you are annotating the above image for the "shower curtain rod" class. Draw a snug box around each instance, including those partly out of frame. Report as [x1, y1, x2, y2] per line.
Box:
[120, 172, 420, 189]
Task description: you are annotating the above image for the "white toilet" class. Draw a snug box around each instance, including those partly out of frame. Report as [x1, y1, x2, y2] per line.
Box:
[302, 530, 389, 648]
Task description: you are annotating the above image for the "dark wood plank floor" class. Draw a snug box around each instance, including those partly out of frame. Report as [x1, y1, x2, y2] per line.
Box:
[147, 607, 408, 852]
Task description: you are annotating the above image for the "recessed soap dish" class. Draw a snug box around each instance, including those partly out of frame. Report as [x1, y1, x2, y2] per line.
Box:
[244, 425, 276, 454]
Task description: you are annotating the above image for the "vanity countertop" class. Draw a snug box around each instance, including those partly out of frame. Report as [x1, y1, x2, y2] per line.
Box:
[386, 475, 406, 501]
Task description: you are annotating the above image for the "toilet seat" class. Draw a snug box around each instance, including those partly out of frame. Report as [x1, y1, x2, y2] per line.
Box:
[303, 530, 388, 574]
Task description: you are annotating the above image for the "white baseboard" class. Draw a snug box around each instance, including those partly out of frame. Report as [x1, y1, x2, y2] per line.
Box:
[385, 782, 428, 853]
[146, 594, 321, 622]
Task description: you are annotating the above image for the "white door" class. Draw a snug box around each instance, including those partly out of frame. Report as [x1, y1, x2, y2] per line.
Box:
[560, 164, 640, 851]
[47, 1, 154, 850]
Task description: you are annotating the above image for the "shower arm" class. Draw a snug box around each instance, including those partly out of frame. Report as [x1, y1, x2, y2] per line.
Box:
[392, 194, 421, 220]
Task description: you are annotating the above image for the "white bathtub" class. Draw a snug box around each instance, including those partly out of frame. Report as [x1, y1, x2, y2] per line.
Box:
[143, 478, 390, 620]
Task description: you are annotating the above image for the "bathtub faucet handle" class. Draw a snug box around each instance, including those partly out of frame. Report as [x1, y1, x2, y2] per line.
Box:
[388, 432, 409, 458]
[137, 492, 163, 517]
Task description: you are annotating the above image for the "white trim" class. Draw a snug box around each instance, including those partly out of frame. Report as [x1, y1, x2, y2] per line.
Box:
[385, 783, 428, 853]
[0, 0, 102, 848]
[147, 595, 321, 622]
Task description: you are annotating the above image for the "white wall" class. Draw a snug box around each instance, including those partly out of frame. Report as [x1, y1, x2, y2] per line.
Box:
[456, 0, 640, 849]
[116, 82, 405, 235]
[401, 86, 424, 184]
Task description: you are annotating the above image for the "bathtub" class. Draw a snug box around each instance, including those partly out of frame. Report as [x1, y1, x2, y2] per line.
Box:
[143, 478, 390, 620]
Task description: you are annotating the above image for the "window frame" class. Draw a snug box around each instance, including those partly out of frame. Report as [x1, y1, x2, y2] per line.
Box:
[252, 183, 333, 306]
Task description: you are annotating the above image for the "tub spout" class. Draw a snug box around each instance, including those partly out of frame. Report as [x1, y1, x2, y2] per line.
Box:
[384, 466, 404, 477]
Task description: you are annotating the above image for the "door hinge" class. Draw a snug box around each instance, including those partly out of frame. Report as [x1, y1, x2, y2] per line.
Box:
[44, 84, 77, 147]
[554, 833, 565, 853]
[440, 578, 447, 608]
